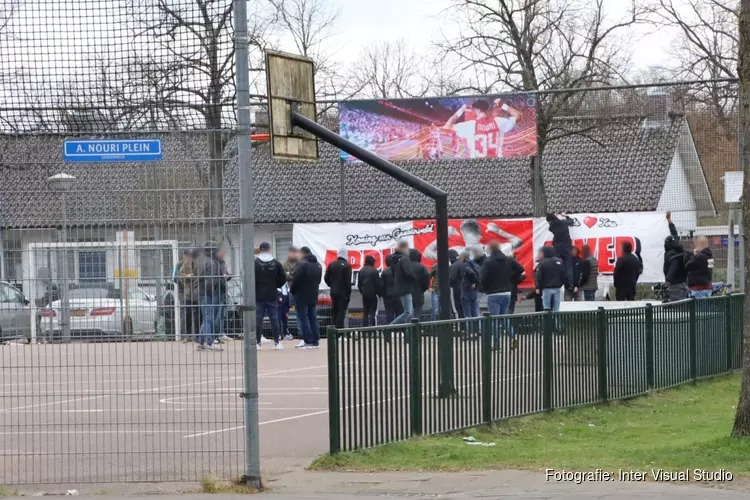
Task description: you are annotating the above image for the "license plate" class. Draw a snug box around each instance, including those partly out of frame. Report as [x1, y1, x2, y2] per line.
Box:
[71, 309, 87, 317]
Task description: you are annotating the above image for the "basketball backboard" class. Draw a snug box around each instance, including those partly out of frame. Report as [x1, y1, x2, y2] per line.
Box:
[265, 50, 318, 161]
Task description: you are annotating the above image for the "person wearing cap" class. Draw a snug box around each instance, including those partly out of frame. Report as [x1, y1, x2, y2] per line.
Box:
[255, 242, 287, 350]
[325, 248, 353, 329]
[291, 246, 323, 348]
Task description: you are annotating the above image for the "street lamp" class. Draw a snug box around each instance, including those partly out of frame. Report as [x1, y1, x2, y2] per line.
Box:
[47, 173, 76, 342]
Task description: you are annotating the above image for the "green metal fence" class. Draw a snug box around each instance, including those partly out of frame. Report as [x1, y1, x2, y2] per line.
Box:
[327, 294, 745, 454]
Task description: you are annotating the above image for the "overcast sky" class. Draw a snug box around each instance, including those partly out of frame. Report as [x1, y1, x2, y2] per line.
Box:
[279, 0, 674, 75]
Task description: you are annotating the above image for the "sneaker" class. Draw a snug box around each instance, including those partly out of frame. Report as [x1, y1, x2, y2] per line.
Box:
[216, 337, 225, 344]
[284, 334, 294, 341]
[303, 344, 320, 349]
[256, 343, 262, 351]
[205, 344, 223, 351]
[510, 338, 519, 350]
[260, 336, 273, 344]
[220, 335, 232, 342]
[295, 341, 307, 348]
[274, 343, 284, 351]
[196, 344, 206, 351]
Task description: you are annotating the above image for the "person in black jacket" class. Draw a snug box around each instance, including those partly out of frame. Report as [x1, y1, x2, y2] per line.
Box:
[546, 212, 575, 285]
[535, 246, 568, 311]
[290, 247, 323, 348]
[481, 241, 525, 316]
[325, 248, 353, 329]
[663, 211, 681, 279]
[254, 242, 287, 350]
[409, 249, 430, 321]
[358, 255, 380, 327]
[390, 241, 416, 325]
[613, 241, 643, 301]
[461, 246, 485, 318]
[566, 246, 585, 301]
[664, 242, 690, 302]
[685, 236, 714, 298]
[508, 253, 524, 314]
[449, 250, 465, 318]
[197, 242, 227, 351]
[380, 254, 403, 324]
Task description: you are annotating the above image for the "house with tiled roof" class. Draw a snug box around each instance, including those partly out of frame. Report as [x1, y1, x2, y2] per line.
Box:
[0, 111, 715, 298]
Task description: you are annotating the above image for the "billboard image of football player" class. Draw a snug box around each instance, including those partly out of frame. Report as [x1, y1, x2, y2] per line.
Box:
[443, 98, 522, 158]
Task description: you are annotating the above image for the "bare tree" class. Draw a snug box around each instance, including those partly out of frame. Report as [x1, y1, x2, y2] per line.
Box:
[354, 39, 429, 99]
[440, 0, 650, 213]
[732, 0, 750, 438]
[126, 0, 272, 220]
[266, 0, 358, 112]
[657, 0, 738, 137]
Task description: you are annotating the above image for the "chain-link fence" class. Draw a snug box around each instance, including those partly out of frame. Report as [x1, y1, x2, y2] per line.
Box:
[0, 0, 246, 484]
[0, 0, 744, 487]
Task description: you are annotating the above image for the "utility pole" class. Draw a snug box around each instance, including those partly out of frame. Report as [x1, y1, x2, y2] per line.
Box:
[235, 0, 262, 487]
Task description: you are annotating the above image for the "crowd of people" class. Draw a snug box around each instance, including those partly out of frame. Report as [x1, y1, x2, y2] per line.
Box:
[339, 108, 423, 150]
[174, 211, 717, 351]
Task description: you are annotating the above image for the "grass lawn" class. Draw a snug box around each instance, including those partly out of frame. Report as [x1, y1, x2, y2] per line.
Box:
[312, 373, 750, 475]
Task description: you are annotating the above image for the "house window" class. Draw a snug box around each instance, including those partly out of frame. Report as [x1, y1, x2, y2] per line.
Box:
[2, 238, 22, 282]
[274, 234, 293, 261]
[79, 251, 106, 283]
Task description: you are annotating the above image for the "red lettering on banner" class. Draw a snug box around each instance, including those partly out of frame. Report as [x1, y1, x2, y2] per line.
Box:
[325, 248, 394, 272]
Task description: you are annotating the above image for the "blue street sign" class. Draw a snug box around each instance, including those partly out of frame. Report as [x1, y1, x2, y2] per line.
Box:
[63, 139, 163, 162]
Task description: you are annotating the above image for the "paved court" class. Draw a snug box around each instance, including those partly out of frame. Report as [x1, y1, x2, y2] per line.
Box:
[0, 339, 330, 484]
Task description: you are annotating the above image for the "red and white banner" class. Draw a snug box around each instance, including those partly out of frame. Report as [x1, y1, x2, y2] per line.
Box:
[533, 212, 668, 283]
[293, 212, 668, 289]
[293, 218, 535, 289]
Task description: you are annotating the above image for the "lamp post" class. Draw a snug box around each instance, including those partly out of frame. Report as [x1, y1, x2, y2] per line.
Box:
[47, 173, 76, 342]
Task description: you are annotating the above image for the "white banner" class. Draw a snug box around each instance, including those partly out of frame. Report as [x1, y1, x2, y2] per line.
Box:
[533, 212, 668, 283]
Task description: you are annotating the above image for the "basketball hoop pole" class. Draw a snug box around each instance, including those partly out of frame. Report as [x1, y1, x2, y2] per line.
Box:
[291, 109, 455, 397]
[235, 0, 262, 490]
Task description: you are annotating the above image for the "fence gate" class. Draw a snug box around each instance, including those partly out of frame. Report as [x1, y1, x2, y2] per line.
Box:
[0, 0, 246, 484]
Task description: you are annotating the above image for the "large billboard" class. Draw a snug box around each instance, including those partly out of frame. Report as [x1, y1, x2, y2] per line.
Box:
[338, 94, 537, 162]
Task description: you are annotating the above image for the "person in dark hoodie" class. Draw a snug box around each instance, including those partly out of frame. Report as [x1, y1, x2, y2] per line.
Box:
[325, 248, 353, 329]
[290, 246, 323, 348]
[508, 253, 524, 314]
[461, 246, 485, 318]
[254, 242, 287, 350]
[380, 254, 403, 324]
[410, 249, 431, 320]
[685, 235, 714, 298]
[664, 241, 690, 302]
[566, 246, 585, 301]
[535, 246, 568, 312]
[449, 250, 465, 318]
[482, 241, 525, 349]
[390, 240, 417, 325]
[546, 212, 575, 287]
[663, 211, 681, 279]
[197, 242, 226, 351]
[358, 255, 381, 327]
[613, 241, 643, 301]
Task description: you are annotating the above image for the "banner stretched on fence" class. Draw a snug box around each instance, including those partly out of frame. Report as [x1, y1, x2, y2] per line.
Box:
[294, 212, 668, 289]
[293, 218, 536, 289]
[338, 94, 537, 163]
[533, 212, 668, 283]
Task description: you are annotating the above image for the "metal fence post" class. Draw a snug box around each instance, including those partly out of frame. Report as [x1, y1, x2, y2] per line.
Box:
[235, 0, 261, 488]
[481, 313, 492, 424]
[597, 307, 608, 403]
[543, 310, 554, 411]
[645, 303, 654, 390]
[689, 298, 698, 383]
[408, 319, 423, 437]
[327, 326, 341, 453]
[725, 295, 733, 372]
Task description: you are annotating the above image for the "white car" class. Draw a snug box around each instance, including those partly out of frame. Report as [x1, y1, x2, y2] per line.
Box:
[40, 283, 158, 340]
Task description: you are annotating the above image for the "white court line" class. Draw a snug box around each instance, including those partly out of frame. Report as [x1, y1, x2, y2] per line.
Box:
[0, 376, 240, 413]
[183, 371, 543, 439]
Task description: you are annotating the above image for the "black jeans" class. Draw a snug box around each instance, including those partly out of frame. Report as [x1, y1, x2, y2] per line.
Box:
[384, 299, 403, 324]
[182, 301, 199, 339]
[331, 295, 350, 329]
[452, 286, 464, 318]
[362, 295, 378, 327]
